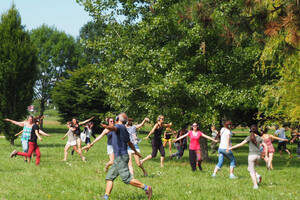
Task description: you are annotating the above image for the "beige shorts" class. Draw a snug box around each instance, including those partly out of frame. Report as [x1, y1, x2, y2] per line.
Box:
[248, 154, 260, 174]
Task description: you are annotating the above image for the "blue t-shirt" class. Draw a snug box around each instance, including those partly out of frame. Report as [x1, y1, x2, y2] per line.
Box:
[112, 124, 130, 157]
[107, 131, 113, 145]
[275, 128, 286, 143]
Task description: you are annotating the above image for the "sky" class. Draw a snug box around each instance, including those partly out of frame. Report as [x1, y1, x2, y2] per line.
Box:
[0, 0, 92, 38]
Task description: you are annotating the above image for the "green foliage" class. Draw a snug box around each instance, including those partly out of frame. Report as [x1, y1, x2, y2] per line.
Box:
[51, 67, 110, 123]
[30, 25, 81, 118]
[0, 5, 38, 144]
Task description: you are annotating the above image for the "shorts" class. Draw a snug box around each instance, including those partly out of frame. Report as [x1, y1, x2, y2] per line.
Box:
[278, 142, 287, 151]
[248, 154, 260, 174]
[21, 140, 29, 152]
[163, 138, 172, 143]
[127, 144, 141, 154]
[107, 145, 113, 155]
[67, 140, 77, 146]
[85, 137, 91, 144]
[106, 154, 133, 184]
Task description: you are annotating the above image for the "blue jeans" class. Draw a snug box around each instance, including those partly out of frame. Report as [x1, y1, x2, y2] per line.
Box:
[216, 148, 236, 169]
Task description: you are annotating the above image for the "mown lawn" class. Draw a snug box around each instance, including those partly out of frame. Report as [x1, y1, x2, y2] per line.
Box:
[0, 114, 299, 200]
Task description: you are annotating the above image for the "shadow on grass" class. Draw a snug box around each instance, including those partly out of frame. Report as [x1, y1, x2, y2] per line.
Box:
[43, 127, 66, 134]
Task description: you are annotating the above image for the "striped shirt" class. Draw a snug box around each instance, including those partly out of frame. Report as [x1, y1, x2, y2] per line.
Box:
[21, 125, 32, 141]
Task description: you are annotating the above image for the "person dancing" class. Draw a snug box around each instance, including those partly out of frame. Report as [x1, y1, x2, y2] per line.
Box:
[163, 127, 176, 156]
[171, 128, 188, 159]
[173, 123, 218, 171]
[10, 117, 50, 165]
[126, 117, 149, 177]
[141, 115, 172, 168]
[228, 125, 268, 189]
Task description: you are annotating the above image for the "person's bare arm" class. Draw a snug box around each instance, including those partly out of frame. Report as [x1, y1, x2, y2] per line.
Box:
[83, 128, 110, 150]
[128, 141, 142, 158]
[162, 122, 172, 128]
[135, 118, 150, 129]
[173, 132, 189, 143]
[79, 117, 95, 125]
[15, 130, 23, 137]
[145, 123, 159, 139]
[4, 119, 25, 127]
[39, 130, 50, 137]
[35, 130, 43, 141]
[101, 124, 117, 132]
[270, 135, 288, 142]
[62, 131, 69, 140]
[228, 140, 248, 151]
[202, 133, 218, 143]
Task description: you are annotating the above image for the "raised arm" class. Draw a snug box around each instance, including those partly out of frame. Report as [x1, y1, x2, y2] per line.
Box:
[15, 130, 23, 137]
[4, 119, 25, 127]
[39, 129, 50, 137]
[136, 117, 150, 129]
[162, 122, 172, 128]
[202, 133, 218, 143]
[228, 139, 248, 151]
[270, 135, 288, 142]
[79, 117, 95, 125]
[145, 123, 159, 139]
[173, 132, 189, 143]
[101, 124, 117, 132]
[83, 128, 110, 150]
[62, 130, 69, 140]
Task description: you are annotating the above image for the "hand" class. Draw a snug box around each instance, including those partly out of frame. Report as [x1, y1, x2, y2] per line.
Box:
[284, 139, 288, 142]
[39, 137, 43, 142]
[144, 136, 149, 140]
[169, 122, 172, 127]
[172, 139, 177, 143]
[144, 117, 150, 122]
[226, 148, 230, 152]
[4, 118, 10, 122]
[101, 123, 108, 128]
[61, 137, 65, 140]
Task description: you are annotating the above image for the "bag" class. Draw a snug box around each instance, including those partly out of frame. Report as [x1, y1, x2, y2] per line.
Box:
[80, 130, 86, 142]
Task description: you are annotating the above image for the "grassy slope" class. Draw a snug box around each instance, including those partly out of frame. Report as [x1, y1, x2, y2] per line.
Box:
[0, 111, 299, 200]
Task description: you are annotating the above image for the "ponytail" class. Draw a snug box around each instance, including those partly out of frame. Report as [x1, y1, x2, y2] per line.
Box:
[250, 125, 259, 146]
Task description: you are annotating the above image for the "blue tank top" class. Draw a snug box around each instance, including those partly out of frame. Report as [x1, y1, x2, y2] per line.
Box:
[107, 131, 114, 145]
[21, 125, 32, 141]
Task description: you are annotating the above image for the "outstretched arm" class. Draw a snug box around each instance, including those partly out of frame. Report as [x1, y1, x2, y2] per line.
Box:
[62, 130, 69, 140]
[39, 130, 50, 137]
[35, 130, 43, 141]
[136, 117, 150, 129]
[228, 140, 248, 151]
[173, 132, 189, 143]
[101, 124, 117, 132]
[79, 117, 95, 126]
[202, 133, 218, 143]
[15, 130, 23, 137]
[145, 123, 158, 139]
[162, 122, 172, 128]
[270, 135, 288, 142]
[84, 128, 110, 150]
[4, 119, 25, 127]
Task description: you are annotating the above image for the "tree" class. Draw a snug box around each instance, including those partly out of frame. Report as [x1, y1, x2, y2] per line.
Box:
[30, 25, 80, 127]
[51, 67, 110, 123]
[0, 5, 38, 144]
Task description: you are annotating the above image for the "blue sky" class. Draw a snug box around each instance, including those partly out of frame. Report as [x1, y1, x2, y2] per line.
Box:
[1, 0, 92, 38]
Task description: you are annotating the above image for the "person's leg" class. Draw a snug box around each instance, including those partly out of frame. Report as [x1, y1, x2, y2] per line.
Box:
[278, 143, 282, 156]
[227, 151, 236, 178]
[141, 141, 157, 165]
[213, 149, 224, 176]
[168, 140, 172, 155]
[269, 153, 274, 170]
[105, 180, 114, 196]
[64, 144, 71, 161]
[248, 155, 258, 188]
[34, 144, 41, 165]
[21, 140, 29, 162]
[196, 150, 202, 170]
[189, 150, 196, 171]
[105, 153, 114, 172]
[158, 142, 165, 167]
[171, 143, 179, 158]
[163, 140, 167, 147]
[128, 152, 134, 176]
[73, 145, 85, 161]
[134, 154, 147, 176]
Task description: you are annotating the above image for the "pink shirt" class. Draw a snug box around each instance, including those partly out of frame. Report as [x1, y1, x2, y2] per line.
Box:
[188, 130, 203, 150]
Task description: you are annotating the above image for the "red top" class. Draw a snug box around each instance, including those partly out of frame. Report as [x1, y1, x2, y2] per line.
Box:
[188, 130, 202, 150]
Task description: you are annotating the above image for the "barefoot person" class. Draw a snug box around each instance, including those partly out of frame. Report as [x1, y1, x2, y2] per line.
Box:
[228, 125, 268, 189]
[173, 123, 218, 171]
[62, 121, 86, 162]
[4, 116, 34, 162]
[212, 121, 237, 179]
[100, 113, 152, 200]
[260, 127, 288, 169]
[10, 117, 50, 165]
[275, 124, 291, 158]
[126, 117, 149, 177]
[141, 115, 172, 168]
[83, 117, 115, 171]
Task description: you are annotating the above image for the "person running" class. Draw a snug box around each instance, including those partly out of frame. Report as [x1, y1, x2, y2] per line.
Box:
[210, 125, 219, 154]
[228, 125, 268, 189]
[141, 115, 172, 168]
[163, 127, 176, 156]
[173, 123, 218, 171]
[126, 117, 149, 177]
[62, 121, 86, 162]
[99, 113, 152, 200]
[275, 124, 292, 158]
[171, 128, 188, 159]
[4, 116, 34, 162]
[212, 120, 237, 179]
[291, 128, 300, 159]
[83, 117, 115, 172]
[10, 117, 50, 165]
[70, 117, 94, 156]
[82, 121, 95, 151]
[260, 127, 288, 169]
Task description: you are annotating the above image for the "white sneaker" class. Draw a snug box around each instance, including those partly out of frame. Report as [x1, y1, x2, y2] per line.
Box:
[253, 185, 259, 189]
[256, 174, 262, 184]
[229, 174, 238, 179]
[212, 174, 216, 178]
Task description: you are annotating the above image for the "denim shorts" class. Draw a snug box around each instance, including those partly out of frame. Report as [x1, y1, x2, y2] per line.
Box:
[127, 144, 140, 154]
[21, 140, 29, 152]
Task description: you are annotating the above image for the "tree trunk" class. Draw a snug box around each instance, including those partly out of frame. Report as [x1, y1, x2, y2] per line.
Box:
[200, 137, 208, 161]
[39, 99, 45, 129]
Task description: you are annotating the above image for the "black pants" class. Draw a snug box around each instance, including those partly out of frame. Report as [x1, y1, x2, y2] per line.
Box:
[189, 149, 202, 171]
[151, 140, 165, 158]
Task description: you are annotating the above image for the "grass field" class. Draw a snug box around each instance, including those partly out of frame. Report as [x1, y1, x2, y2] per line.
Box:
[0, 111, 299, 200]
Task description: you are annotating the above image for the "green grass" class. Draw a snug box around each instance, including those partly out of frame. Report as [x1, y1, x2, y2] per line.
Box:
[0, 117, 299, 200]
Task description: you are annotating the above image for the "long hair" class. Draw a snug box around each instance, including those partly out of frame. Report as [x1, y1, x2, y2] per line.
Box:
[224, 121, 232, 129]
[250, 125, 259, 146]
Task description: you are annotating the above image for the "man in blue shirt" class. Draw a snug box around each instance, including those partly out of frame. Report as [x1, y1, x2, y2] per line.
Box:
[101, 113, 152, 200]
[275, 124, 291, 157]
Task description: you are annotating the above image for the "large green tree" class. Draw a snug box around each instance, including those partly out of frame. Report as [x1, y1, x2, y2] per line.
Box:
[0, 6, 38, 144]
[30, 25, 80, 127]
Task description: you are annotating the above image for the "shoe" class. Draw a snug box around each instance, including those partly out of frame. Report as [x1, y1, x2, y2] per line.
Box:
[212, 174, 216, 178]
[102, 194, 109, 200]
[256, 174, 262, 184]
[198, 164, 202, 171]
[253, 185, 259, 189]
[10, 150, 17, 158]
[145, 186, 152, 200]
[229, 174, 238, 179]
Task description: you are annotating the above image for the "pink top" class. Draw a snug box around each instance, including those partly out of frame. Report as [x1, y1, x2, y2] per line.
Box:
[188, 130, 203, 150]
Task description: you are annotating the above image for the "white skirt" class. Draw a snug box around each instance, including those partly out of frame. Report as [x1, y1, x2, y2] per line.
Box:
[67, 140, 77, 146]
[107, 145, 113, 155]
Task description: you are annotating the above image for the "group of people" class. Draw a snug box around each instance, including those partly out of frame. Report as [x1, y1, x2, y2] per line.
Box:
[4, 113, 300, 199]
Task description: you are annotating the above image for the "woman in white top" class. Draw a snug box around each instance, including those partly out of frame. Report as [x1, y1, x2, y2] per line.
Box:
[212, 121, 237, 179]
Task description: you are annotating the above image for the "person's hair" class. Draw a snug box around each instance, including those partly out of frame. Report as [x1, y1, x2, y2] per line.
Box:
[118, 113, 127, 124]
[250, 125, 259, 146]
[190, 123, 200, 131]
[28, 115, 34, 120]
[283, 123, 290, 128]
[72, 118, 78, 124]
[157, 115, 164, 122]
[224, 121, 232, 129]
[107, 117, 114, 124]
[275, 124, 279, 129]
[260, 127, 269, 135]
[33, 117, 40, 124]
[128, 118, 133, 122]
